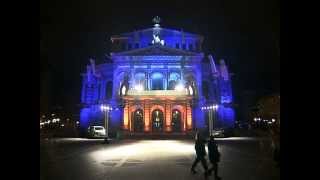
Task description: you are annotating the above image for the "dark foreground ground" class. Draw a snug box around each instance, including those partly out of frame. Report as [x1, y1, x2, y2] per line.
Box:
[40, 137, 280, 180]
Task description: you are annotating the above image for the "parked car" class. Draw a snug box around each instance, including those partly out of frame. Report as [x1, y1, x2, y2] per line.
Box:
[87, 126, 106, 138]
[212, 129, 225, 137]
[213, 128, 234, 138]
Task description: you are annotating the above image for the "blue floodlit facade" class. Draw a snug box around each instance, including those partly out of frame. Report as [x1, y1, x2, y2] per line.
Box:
[80, 18, 235, 136]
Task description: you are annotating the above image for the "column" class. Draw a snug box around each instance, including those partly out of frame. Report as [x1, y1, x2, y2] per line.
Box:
[183, 103, 187, 132]
[186, 103, 192, 130]
[165, 101, 171, 132]
[128, 103, 132, 132]
[167, 68, 169, 90]
[145, 72, 148, 90]
[144, 100, 151, 132]
[163, 72, 167, 90]
[123, 102, 129, 130]
[148, 71, 152, 90]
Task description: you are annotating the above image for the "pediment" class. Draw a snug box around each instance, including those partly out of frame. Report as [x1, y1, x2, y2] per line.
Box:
[113, 45, 199, 56]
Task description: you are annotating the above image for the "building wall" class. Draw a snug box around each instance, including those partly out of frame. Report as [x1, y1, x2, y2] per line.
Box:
[80, 26, 235, 135]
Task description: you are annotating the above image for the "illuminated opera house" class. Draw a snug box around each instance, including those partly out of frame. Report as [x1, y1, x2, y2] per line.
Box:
[80, 17, 235, 137]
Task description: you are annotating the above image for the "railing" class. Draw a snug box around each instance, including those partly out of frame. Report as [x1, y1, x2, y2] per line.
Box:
[127, 89, 188, 96]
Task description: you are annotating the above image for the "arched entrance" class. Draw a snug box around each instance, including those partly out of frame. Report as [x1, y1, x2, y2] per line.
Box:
[171, 109, 182, 132]
[132, 109, 144, 132]
[151, 109, 164, 132]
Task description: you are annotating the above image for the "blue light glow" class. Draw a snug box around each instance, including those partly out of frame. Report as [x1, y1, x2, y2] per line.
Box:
[217, 106, 235, 128]
[80, 108, 91, 132]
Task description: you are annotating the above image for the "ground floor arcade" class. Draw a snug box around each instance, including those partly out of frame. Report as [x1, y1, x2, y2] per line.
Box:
[122, 100, 193, 133]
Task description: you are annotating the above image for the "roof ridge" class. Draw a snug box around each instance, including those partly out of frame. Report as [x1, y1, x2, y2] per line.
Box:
[112, 45, 201, 56]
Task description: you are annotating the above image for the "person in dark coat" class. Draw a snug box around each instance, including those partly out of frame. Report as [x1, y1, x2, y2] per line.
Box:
[207, 135, 222, 180]
[191, 131, 209, 177]
[270, 124, 280, 167]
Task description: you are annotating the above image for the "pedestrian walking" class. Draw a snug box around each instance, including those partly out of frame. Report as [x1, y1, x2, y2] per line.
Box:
[191, 131, 209, 177]
[270, 125, 280, 167]
[207, 135, 222, 180]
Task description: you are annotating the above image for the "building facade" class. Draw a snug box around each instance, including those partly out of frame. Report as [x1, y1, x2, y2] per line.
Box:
[80, 18, 235, 136]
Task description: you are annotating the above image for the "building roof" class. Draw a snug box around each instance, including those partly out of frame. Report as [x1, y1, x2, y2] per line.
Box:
[111, 27, 203, 40]
[111, 44, 201, 56]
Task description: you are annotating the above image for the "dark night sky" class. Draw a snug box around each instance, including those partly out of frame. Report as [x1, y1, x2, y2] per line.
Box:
[40, 0, 279, 113]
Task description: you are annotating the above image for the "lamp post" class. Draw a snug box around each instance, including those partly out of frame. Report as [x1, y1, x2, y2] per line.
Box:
[201, 104, 218, 137]
[101, 104, 112, 143]
[214, 105, 219, 129]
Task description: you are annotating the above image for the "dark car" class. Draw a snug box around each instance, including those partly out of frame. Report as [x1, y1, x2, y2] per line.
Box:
[213, 128, 234, 138]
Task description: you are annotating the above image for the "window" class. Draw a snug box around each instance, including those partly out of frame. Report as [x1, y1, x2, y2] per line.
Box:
[105, 81, 113, 99]
[202, 81, 209, 99]
[196, 42, 200, 51]
[151, 73, 164, 90]
[188, 85, 194, 95]
[168, 72, 180, 90]
[121, 42, 126, 50]
[134, 73, 146, 90]
[120, 85, 127, 96]
[182, 44, 186, 50]
[135, 43, 139, 48]
[128, 44, 132, 50]
[189, 44, 193, 51]
[176, 43, 180, 49]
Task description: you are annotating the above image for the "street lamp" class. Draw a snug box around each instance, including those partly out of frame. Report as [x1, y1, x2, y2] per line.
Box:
[212, 105, 218, 136]
[101, 104, 112, 143]
[201, 104, 219, 137]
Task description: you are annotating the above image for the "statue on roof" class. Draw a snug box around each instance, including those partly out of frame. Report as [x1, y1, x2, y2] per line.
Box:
[152, 34, 165, 45]
[151, 16, 164, 45]
[219, 59, 229, 81]
[89, 58, 101, 78]
[152, 16, 161, 26]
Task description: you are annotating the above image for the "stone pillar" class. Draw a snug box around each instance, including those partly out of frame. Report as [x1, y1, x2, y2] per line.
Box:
[144, 101, 151, 132]
[123, 102, 129, 130]
[164, 72, 167, 90]
[128, 103, 132, 132]
[165, 101, 172, 132]
[183, 104, 187, 132]
[166, 68, 169, 90]
[148, 71, 152, 90]
[145, 72, 148, 90]
[186, 103, 192, 130]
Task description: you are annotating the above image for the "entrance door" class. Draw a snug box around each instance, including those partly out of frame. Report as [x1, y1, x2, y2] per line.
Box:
[152, 109, 164, 132]
[171, 109, 182, 132]
[133, 109, 144, 132]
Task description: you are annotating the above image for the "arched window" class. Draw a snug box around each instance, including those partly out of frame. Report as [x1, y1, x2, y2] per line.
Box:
[188, 85, 194, 96]
[152, 109, 164, 132]
[168, 72, 180, 90]
[134, 72, 146, 90]
[105, 81, 113, 99]
[151, 72, 164, 90]
[202, 81, 209, 99]
[119, 82, 128, 96]
[133, 109, 144, 132]
[171, 109, 182, 132]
